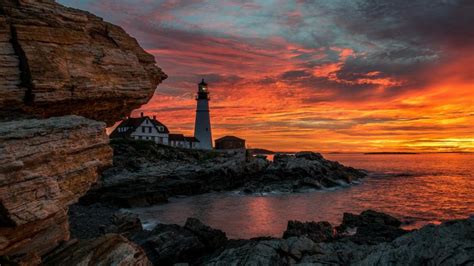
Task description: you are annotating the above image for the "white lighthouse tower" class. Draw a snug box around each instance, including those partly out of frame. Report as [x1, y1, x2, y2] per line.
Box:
[194, 79, 213, 149]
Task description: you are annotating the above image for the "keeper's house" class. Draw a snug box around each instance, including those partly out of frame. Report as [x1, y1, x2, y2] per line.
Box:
[110, 113, 199, 149]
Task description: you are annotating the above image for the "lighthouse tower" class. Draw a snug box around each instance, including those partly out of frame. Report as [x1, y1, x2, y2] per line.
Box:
[194, 79, 213, 149]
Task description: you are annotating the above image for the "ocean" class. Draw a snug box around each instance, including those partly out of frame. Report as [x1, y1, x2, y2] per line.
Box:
[128, 153, 474, 239]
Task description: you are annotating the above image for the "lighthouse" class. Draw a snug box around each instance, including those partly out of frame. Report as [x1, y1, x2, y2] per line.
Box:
[194, 79, 213, 149]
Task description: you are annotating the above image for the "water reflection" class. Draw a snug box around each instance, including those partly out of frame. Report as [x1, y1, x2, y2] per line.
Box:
[130, 153, 474, 239]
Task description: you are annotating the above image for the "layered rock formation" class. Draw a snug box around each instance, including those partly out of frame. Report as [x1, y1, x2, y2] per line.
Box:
[0, 116, 112, 256]
[0, 0, 165, 263]
[0, 0, 166, 125]
[42, 234, 151, 266]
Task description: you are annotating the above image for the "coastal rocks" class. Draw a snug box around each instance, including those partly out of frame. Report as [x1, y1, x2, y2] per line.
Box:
[81, 140, 270, 207]
[283, 220, 334, 243]
[42, 234, 151, 266]
[242, 151, 366, 194]
[132, 217, 228, 265]
[356, 218, 474, 265]
[0, 116, 112, 256]
[336, 210, 407, 244]
[0, 0, 166, 124]
[144, 212, 474, 265]
[81, 141, 366, 207]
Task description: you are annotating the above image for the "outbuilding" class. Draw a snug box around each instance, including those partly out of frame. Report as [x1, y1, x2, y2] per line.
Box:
[215, 136, 246, 150]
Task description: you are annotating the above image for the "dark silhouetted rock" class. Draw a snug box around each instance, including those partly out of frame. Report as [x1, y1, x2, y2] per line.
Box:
[283, 220, 334, 243]
[184, 218, 228, 250]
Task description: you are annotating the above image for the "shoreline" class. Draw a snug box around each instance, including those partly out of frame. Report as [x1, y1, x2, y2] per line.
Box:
[66, 205, 474, 265]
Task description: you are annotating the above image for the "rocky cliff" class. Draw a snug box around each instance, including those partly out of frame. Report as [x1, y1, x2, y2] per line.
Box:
[0, 0, 165, 263]
[0, 116, 112, 256]
[0, 0, 166, 125]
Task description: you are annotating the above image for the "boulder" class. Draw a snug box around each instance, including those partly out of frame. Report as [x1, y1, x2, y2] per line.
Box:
[356, 218, 474, 265]
[42, 234, 151, 266]
[283, 220, 334, 242]
[0, 116, 112, 256]
[184, 218, 228, 250]
[336, 210, 407, 244]
[135, 223, 206, 265]
[0, 0, 166, 125]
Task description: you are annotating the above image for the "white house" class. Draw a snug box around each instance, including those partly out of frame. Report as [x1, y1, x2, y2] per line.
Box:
[110, 113, 169, 144]
[110, 113, 200, 149]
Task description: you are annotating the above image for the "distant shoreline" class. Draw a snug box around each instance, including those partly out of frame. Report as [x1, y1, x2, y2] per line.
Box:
[364, 152, 420, 155]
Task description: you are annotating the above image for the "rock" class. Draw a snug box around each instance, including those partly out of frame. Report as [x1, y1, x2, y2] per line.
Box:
[336, 210, 407, 244]
[0, 0, 166, 125]
[42, 234, 151, 266]
[135, 223, 206, 265]
[204, 239, 284, 266]
[82, 140, 270, 207]
[83, 141, 365, 206]
[130, 218, 228, 265]
[0, 116, 112, 257]
[355, 219, 474, 265]
[283, 220, 334, 243]
[184, 218, 227, 250]
[245, 151, 366, 193]
[340, 209, 402, 229]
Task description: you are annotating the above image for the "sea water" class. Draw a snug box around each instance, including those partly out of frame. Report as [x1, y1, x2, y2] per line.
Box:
[128, 153, 474, 239]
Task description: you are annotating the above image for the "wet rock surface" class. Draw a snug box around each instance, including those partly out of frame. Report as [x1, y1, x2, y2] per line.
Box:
[81, 140, 366, 207]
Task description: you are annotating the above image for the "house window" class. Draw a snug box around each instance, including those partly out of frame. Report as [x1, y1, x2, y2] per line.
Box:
[149, 127, 152, 133]
[142, 127, 145, 133]
[159, 126, 164, 131]
[159, 137, 163, 143]
[138, 136, 142, 140]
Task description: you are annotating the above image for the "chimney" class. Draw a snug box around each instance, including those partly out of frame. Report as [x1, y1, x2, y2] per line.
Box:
[141, 112, 144, 117]
[153, 115, 156, 120]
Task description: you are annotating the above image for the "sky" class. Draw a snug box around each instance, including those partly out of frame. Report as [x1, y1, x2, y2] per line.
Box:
[59, 0, 474, 152]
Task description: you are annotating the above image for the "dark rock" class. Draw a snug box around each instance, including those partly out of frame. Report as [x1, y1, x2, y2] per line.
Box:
[283, 220, 334, 243]
[42, 234, 151, 266]
[137, 224, 205, 265]
[336, 210, 408, 244]
[184, 218, 228, 250]
[340, 209, 402, 229]
[131, 218, 228, 265]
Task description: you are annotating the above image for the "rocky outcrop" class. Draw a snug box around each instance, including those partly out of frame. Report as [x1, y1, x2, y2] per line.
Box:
[42, 234, 151, 266]
[0, 116, 112, 256]
[131, 217, 228, 265]
[0, 0, 166, 125]
[242, 152, 366, 193]
[80, 140, 366, 207]
[125, 211, 473, 265]
[283, 220, 334, 243]
[0, 0, 166, 263]
[80, 140, 271, 207]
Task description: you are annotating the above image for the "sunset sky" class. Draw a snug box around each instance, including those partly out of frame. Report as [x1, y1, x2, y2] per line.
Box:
[60, 0, 474, 152]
